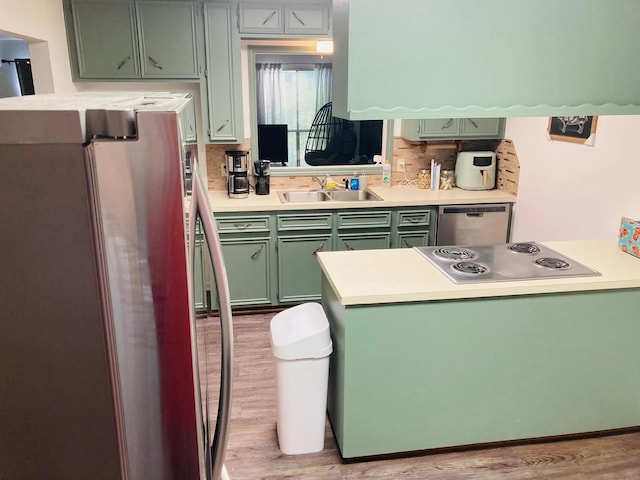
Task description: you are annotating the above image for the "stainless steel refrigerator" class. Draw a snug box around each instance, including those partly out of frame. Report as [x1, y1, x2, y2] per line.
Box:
[0, 92, 233, 480]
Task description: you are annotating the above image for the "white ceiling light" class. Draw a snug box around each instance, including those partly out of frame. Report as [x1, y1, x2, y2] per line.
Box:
[316, 40, 334, 54]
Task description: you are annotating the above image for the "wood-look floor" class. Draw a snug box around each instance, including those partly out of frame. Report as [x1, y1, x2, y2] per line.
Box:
[198, 312, 640, 479]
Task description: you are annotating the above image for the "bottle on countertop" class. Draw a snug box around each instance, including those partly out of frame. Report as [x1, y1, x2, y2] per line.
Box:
[349, 172, 360, 191]
[382, 161, 391, 187]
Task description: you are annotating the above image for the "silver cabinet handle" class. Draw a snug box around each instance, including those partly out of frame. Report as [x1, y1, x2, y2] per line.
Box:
[216, 119, 230, 133]
[442, 118, 453, 129]
[263, 10, 277, 25]
[147, 55, 163, 70]
[466, 118, 479, 129]
[250, 244, 264, 259]
[232, 223, 250, 230]
[291, 10, 305, 25]
[116, 55, 131, 70]
[312, 241, 326, 256]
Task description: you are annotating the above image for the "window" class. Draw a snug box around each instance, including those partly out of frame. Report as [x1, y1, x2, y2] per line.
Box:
[251, 46, 382, 168]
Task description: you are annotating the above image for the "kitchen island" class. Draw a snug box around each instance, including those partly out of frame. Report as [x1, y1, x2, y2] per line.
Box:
[317, 239, 640, 459]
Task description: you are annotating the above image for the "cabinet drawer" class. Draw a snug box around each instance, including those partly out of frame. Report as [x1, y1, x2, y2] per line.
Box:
[216, 215, 270, 233]
[337, 210, 391, 229]
[337, 233, 391, 251]
[396, 210, 431, 228]
[277, 212, 333, 231]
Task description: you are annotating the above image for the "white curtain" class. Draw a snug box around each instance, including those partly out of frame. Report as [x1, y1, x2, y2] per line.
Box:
[314, 63, 332, 111]
[256, 63, 284, 124]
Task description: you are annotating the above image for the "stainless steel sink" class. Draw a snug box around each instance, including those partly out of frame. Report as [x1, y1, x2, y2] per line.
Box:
[278, 188, 383, 204]
[278, 190, 331, 203]
[327, 189, 383, 201]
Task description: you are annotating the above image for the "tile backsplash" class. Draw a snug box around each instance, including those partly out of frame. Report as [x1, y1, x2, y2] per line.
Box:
[206, 138, 519, 194]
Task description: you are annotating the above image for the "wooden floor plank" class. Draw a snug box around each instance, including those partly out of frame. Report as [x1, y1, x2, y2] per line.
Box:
[199, 312, 640, 479]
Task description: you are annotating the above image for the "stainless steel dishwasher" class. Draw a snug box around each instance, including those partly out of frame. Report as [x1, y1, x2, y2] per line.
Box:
[436, 203, 511, 245]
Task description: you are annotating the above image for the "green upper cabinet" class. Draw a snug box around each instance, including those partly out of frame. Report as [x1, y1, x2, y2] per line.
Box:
[238, 3, 283, 35]
[203, 2, 244, 143]
[137, 1, 200, 79]
[332, 0, 640, 120]
[238, 2, 331, 37]
[68, 0, 201, 80]
[70, 1, 140, 79]
[401, 118, 504, 141]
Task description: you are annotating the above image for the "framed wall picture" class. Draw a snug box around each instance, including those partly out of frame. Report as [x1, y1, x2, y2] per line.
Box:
[547, 116, 598, 145]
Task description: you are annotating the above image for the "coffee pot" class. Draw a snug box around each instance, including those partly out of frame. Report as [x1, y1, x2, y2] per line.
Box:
[254, 159, 270, 195]
[225, 150, 250, 199]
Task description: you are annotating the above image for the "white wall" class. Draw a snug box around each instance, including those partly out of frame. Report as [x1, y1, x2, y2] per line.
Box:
[506, 116, 640, 242]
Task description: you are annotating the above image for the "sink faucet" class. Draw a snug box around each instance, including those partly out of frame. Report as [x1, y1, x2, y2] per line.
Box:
[312, 176, 326, 189]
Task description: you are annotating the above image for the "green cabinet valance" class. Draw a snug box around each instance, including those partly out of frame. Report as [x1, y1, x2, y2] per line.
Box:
[332, 0, 640, 120]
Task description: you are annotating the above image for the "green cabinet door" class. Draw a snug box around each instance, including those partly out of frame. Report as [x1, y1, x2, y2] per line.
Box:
[459, 117, 503, 137]
[136, 1, 200, 79]
[277, 233, 332, 303]
[220, 237, 272, 307]
[71, 0, 140, 79]
[203, 2, 244, 143]
[400, 118, 504, 140]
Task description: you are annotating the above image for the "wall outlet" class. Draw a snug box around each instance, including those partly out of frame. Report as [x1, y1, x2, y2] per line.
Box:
[220, 164, 226, 176]
[396, 158, 405, 171]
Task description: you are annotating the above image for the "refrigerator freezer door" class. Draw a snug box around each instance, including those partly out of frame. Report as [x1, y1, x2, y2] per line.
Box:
[89, 110, 202, 479]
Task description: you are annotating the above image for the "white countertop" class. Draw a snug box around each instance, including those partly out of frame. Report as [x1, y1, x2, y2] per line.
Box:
[316, 239, 640, 305]
[207, 186, 516, 213]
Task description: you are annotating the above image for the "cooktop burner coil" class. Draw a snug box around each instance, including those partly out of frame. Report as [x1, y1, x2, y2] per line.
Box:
[534, 257, 571, 270]
[433, 247, 477, 261]
[451, 261, 488, 275]
[508, 242, 541, 254]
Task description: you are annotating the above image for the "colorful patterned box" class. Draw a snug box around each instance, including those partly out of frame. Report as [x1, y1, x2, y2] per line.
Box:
[618, 217, 640, 258]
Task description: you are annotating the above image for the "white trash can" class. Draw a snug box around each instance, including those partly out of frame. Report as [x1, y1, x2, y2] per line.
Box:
[270, 302, 333, 455]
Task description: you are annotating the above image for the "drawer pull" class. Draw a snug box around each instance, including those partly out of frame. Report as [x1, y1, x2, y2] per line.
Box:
[262, 10, 277, 25]
[402, 238, 412, 247]
[466, 118, 479, 129]
[233, 223, 251, 230]
[216, 119, 230, 133]
[405, 216, 422, 223]
[312, 241, 326, 256]
[442, 118, 453, 129]
[291, 10, 305, 25]
[116, 55, 131, 70]
[147, 56, 163, 70]
[344, 241, 355, 251]
[250, 244, 264, 259]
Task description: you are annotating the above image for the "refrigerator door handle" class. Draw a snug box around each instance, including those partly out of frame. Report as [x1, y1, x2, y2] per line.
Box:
[192, 164, 234, 480]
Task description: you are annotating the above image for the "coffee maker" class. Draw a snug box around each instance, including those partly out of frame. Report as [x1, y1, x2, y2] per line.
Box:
[254, 159, 270, 195]
[225, 150, 249, 198]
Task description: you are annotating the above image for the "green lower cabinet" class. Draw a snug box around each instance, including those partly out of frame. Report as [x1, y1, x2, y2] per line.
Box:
[395, 232, 429, 248]
[337, 232, 391, 251]
[277, 233, 333, 303]
[392, 208, 435, 248]
[219, 237, 273, 307]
